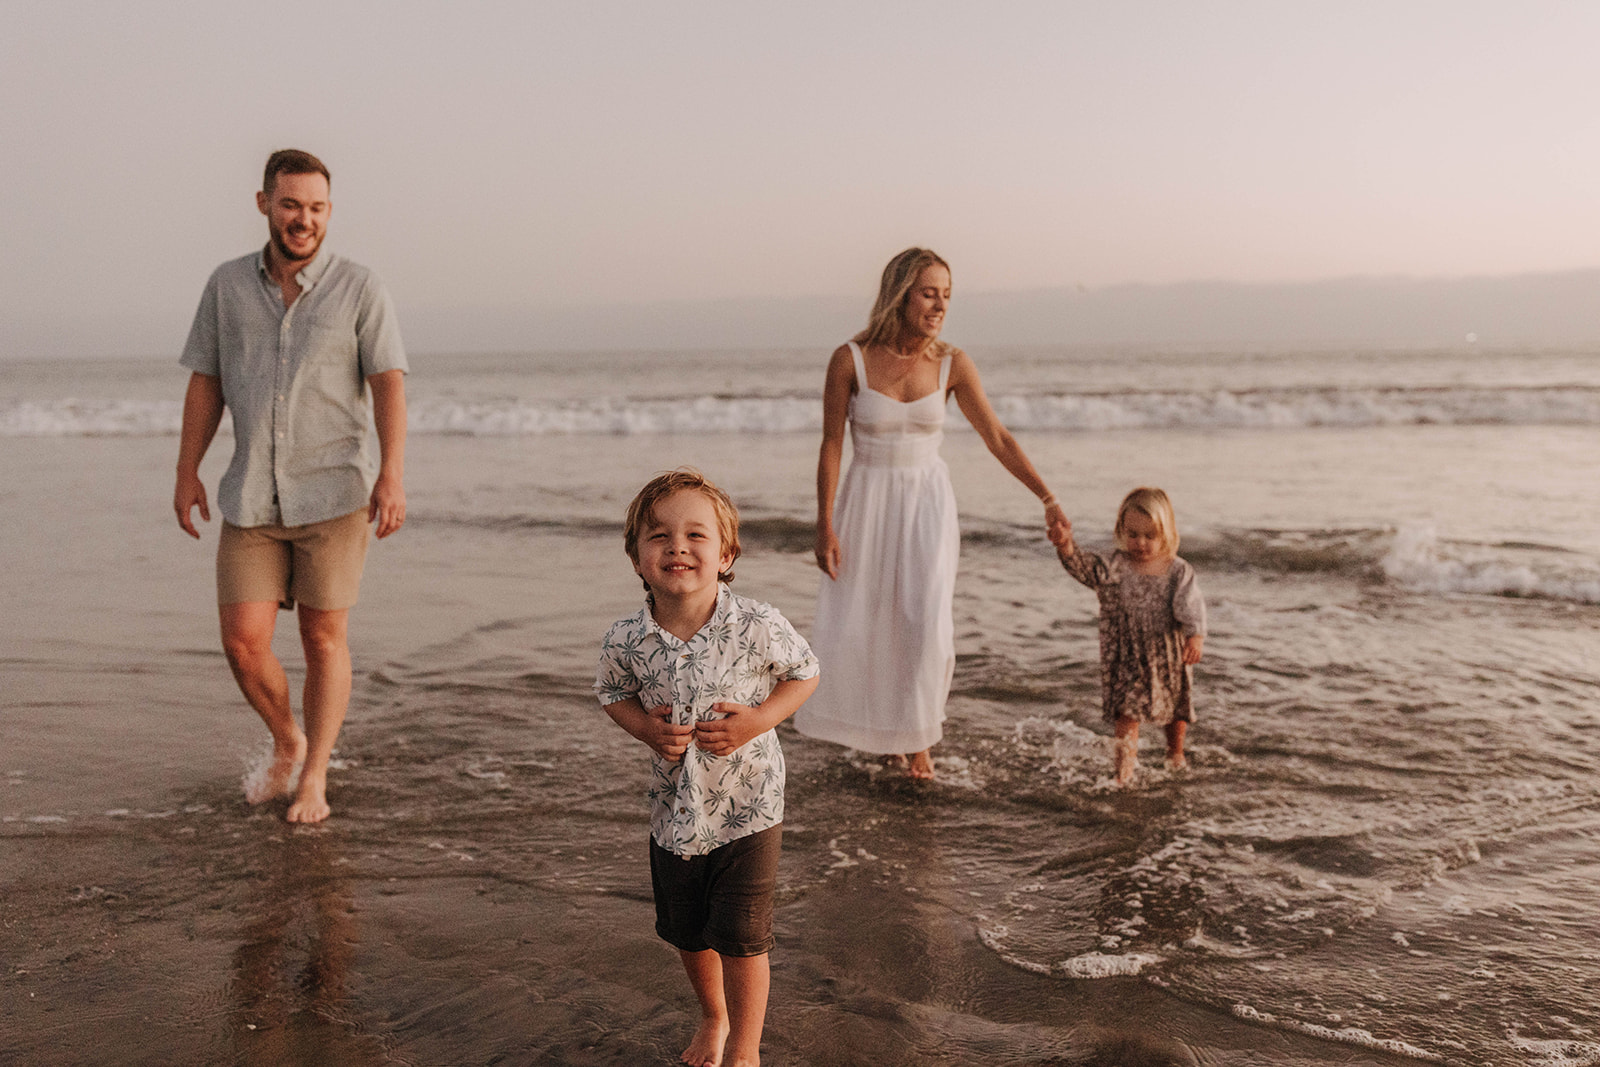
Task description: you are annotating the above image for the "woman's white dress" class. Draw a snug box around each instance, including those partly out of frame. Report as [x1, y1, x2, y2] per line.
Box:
[796, 342, 959, 754]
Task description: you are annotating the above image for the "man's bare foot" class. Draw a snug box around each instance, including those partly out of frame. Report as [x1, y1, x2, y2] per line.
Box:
[682, 1016, 729, 1067]
[244, 735, 307, 804]
[286, 771, 331, 824]
[907, 750, 935, 780]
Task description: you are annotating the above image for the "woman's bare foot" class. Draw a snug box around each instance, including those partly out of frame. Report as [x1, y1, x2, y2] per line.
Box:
[682, 1016, 729, 1067]
[244, 735, 306, 804]
[880, 754, 909, 771]
[286, 769, 331, 824]
[907, 750, 935, 780]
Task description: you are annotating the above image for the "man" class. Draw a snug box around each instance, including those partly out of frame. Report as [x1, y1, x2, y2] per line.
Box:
[174, 149, 408, 823]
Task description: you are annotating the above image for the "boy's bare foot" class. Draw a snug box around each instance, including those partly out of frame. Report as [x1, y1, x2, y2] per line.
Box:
[244, 735, 307, 804]
[907, 750, 935, 780]
[1165, 752, 1188, 771]
[286, 770, 331, 824]
[682, 1016, 729, 1067]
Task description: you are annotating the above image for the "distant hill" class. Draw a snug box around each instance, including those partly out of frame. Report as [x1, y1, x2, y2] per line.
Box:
[405, 270, 1600, 353]
[7, 270, 1600, 360]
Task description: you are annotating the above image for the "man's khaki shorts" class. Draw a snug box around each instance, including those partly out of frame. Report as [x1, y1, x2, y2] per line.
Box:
[217, 508, 371, 611]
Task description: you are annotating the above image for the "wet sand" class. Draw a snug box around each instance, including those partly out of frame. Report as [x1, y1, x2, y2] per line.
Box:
[1, 428, 1548, 1065]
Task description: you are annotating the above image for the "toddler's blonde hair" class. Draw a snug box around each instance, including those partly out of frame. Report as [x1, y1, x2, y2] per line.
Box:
[1114, 487, 1180, 558]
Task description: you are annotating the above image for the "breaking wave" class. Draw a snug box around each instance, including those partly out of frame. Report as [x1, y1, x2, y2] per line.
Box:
[5, 385, 1600, 437]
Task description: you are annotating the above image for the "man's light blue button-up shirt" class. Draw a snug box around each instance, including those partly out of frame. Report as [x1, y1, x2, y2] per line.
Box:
[180, 248, 407, 528]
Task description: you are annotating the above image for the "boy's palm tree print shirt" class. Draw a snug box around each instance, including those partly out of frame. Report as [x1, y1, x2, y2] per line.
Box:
[596, 585, 820, 857]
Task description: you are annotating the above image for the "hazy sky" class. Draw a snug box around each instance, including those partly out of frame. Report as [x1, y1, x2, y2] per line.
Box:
[6, 2, 1600, 355]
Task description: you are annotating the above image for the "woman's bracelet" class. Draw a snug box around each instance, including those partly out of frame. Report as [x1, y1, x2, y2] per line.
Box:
[1038, 493, 1058, 509]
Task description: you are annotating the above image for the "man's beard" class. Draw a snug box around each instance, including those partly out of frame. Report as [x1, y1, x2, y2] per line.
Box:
[269, 224, 323, 265]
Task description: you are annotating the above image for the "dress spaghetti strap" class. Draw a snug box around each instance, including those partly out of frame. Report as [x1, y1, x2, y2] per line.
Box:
[848, 341, 867, 388]
[938, 352, 952, 393]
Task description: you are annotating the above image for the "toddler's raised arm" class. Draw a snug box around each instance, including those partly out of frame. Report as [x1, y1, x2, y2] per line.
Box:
[1057, 535, 1110, 590]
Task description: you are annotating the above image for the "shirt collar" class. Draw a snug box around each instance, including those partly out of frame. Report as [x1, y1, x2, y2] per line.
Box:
[642, 584, 731, 645]
[254, 245, 333, 291]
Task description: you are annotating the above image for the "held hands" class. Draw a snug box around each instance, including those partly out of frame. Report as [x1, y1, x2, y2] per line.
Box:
[369, 473, 407, 539]
[640, 704, 695, 761]
[174, 470, 210, 538]
[1182, 634, 1204, 666]
[1046, 508, 1072, 548]
[694, 702, 763, 757]
[815, 525, 841, 580]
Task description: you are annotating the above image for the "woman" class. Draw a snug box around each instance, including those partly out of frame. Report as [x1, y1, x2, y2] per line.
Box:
[795, 248, 1068, 779]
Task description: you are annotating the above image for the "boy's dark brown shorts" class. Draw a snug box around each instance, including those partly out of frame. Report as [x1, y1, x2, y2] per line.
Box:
[650, 824, 781, 957]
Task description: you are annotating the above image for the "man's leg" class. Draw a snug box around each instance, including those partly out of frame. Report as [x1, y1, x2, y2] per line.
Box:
[287, 605, 351, 824]
[220, 601, 306, 802]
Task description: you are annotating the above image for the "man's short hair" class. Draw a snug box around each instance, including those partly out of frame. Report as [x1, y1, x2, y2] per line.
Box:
[263, 149, 330, 195]
[624, 468, 741, 590]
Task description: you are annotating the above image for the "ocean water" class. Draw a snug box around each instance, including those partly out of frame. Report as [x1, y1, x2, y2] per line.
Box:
[4, 344, 1599, 1065]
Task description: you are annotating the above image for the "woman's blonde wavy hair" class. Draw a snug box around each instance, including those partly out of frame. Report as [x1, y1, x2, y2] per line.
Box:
[853, 247, 951, 359]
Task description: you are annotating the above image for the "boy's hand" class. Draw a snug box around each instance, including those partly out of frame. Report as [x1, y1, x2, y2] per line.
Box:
[1182, 634, 1204, 665]
[642, 704, 694, 761]
[695, 702, 764, 757]
[1047, 515, 1073, 547]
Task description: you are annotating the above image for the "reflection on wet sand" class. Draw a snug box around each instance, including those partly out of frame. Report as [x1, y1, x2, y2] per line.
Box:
[227, 832, 385, 1066]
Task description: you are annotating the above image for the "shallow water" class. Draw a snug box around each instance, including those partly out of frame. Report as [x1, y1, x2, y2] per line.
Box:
[4, 346, 1600, 1064]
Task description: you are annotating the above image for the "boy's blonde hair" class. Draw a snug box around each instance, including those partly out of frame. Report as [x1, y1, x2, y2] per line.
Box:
[624, 468, 741, 591]
[853, 247, 951, 358]
[1114, 487, 1180, 557]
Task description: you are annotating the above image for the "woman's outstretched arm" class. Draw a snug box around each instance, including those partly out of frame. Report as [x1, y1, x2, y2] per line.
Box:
[815, 344, 855, 578]
[947, 347, 1069, 536]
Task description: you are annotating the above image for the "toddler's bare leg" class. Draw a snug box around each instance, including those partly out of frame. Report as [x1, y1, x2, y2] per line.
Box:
[1113, 719, 1140, 786]
[288, 606, 351, 824]
[1165, 721, 1189, 769]
[679, 949, 730, 1067]
[220, 601, 305, 802]
[721, 951, 770, 1067]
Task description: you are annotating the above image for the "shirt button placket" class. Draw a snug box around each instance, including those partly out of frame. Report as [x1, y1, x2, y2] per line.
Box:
[273, 315, 292, 518]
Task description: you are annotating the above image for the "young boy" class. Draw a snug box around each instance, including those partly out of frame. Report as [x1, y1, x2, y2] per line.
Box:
[595, 469, 820, 1067]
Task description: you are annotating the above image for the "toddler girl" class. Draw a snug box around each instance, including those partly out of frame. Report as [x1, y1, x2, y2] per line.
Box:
[1051, 487, 1206, 785]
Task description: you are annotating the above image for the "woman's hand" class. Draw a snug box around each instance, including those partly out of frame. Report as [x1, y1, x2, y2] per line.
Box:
[1182, 634, 1204, 665]
[815, 525, 841, 579]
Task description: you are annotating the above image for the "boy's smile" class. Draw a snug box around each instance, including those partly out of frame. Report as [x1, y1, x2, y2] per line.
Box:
[634, 489, 733, 602]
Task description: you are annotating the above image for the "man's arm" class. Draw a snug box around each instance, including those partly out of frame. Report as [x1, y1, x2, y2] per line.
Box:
[367, 369, 407, 538]
[174, 372, 225, 538]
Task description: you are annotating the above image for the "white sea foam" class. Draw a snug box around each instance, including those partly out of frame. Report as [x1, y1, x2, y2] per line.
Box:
[1381, 524, 1600, 604]
[6, 384, 1599, 437]
[1232, 1004, 1445, 1061]
[1055, 951, 1164, 977]
[0, 398, 185, 436]
[1506, 1032, 1600, 1067]
[241, 746, 302, 804]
